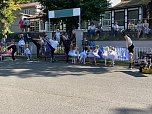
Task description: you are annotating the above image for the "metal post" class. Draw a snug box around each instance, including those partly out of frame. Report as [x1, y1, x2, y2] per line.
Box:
[78, 15, 81, 29]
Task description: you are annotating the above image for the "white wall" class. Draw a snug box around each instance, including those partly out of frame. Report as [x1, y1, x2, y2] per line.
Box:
[110, 0, 121, 7]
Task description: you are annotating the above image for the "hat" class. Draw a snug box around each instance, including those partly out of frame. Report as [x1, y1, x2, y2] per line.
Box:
[96, 45, 100, 48]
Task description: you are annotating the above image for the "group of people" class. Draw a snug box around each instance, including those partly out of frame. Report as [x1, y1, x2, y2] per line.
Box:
[113, 19, 151, 39]
[2, 29, 135, 70]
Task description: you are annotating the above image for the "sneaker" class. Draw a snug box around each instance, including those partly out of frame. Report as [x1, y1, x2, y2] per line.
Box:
[27, 59, 30, 61]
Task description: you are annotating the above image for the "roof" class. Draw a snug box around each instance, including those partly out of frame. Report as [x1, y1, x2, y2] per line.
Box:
[28, 14, 43, 19]
[19, 2, 40, 8]
[110, 0, 151, 10]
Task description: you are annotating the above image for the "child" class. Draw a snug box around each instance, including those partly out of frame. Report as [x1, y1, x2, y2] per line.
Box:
[75, 46, 80, 62]
[88, 45, 100, 65]
[102, 46, 109, 66]
[80, 47, 88, 64]
[24, 44, 32, 61]
[92, 45, 100, 65]
[109, 47, 117, 67]
[87, 47, 94, 64]
[7, 40, 17, 61]
[18, 34, 25, 55]
[68, 46, 79, 64]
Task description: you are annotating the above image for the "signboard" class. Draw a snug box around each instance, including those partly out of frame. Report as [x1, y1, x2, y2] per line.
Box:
[100, 47, 129, 61]
[48, 8, 80, 18]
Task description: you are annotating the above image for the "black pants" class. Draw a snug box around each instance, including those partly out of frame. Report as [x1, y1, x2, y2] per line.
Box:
[12, 51, 16, 60]
[65, 49, 70, 63]
[48, 45, 55, 61]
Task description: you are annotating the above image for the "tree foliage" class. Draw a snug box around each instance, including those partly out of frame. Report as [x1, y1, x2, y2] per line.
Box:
[0, 0, 20, 34]
[37, 0, 110, 21]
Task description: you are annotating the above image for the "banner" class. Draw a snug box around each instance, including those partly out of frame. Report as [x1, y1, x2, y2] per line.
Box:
[100, 47, 129, 61]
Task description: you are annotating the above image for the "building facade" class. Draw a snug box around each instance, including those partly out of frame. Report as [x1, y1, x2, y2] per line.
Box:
[10, 2, 44, 33]
[102, 0, 152, 31]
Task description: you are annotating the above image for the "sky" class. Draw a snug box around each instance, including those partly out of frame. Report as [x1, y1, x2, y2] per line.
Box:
[110, 0, 121, 7]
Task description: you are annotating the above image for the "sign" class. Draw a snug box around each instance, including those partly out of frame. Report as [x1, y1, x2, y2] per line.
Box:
[48, 8, 80, 18]
[100, 47, 129, 61]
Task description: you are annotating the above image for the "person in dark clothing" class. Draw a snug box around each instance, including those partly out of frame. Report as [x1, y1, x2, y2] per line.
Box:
[62, 33, 71, 63]
[7, 41, 17, 61]
[27, 34, 43, 58]
[43, 35, 59, 62]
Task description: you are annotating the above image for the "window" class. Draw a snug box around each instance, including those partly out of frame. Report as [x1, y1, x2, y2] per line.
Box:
[128, 10, 138, 24]
[114, 11, 125, 26]
[102, 12, 111, 31]
[24, 9, 31, 15]
[30, 20, 39, 32]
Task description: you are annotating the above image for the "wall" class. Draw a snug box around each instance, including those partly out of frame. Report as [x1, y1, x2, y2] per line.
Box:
[94, 41, 152, 48]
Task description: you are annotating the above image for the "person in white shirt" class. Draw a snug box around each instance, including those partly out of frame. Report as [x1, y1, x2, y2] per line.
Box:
[88, 22, 96, 38]
[24, 44, 32, 60]
[122, 30, 134, 69]
[18, 34, 25, 55]
[55, 29, 60, 44]
[26, 19, 30, 32]
[113, 22, 119, 37]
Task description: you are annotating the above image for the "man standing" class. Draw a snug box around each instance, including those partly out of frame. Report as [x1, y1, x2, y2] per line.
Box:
[62, 33, 71, 63]
[55, 29, 60, 44]
[122, 30, 134, 69]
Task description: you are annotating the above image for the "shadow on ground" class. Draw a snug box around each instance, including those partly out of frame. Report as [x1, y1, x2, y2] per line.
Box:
[113, 106, 152, 114]
[0, 60, 111, 78]
[121, 71, 148, 77]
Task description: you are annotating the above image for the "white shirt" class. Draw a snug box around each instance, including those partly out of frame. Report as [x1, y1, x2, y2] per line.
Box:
[24, 48, 31, 55]
[126, 36, 132, 48]
[90, 25, 96, 30]
[26, 20, 30, 26]
[113, 24, 119, 31]
[55, 32, 60, 39]
[18, 39, 25, 46]
[49, 39, 59, 49]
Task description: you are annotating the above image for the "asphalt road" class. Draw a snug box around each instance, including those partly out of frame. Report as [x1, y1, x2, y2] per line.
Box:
[0, 59, 152, 114]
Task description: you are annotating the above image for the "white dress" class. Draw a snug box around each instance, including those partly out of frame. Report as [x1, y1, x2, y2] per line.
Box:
[102, 51, 108, 58]
[80, 50, 87, 58]
[93, 49, 100, 58]
[109, 50, 117, 56]
[88, 50, 94, 58]
[68, 50, 77, 57]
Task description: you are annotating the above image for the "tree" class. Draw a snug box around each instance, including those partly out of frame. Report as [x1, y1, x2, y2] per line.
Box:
[37, 0, 110, 34]
[0, 0, 20, 35]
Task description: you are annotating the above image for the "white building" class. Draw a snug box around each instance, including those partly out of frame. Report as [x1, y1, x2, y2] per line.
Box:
[110, 0, 121, 7]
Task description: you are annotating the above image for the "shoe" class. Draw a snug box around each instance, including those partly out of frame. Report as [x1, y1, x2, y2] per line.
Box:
[27, 59, 30, 61]
[128, 67, 133, 70]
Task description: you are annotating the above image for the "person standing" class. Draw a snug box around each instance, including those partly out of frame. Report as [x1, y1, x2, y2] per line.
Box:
[43, 35, 59, 62]
[7, 40, 17, 61]
[1, 34, 7, 45]
[19, 18, 24, 32]
[122, 30, 134, 69]
[62, 33, 71, 63]
[24, 44, 32, 61]
[18, 34, 26, 55]
[137, 20, 143, 39]
[26, 18, 31, 32]
[113, 22, 119, 37]
[55, 29, 60, 44]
